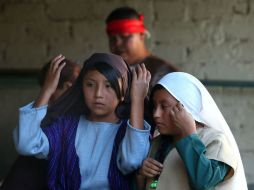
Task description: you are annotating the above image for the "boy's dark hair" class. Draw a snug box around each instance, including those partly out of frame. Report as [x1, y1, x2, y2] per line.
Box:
[38, 59, 79, 89]
[148, 84, 165, 135]
[149, 84, 164, 110]
[105, 6, 140, 23]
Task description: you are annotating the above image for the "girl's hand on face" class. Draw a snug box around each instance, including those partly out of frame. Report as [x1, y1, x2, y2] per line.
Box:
[131, 63, 151, 102]
[138, 157, 163, 178]
[170, 102, 196, 139]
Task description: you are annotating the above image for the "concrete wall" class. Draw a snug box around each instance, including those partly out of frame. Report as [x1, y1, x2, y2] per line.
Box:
[0, 0, 254, 187]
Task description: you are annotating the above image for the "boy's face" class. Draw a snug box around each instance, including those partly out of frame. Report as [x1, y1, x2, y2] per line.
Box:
[82, 70, 121, 123]
[108, 33, 145, 65]
[152, 88, 182, 135]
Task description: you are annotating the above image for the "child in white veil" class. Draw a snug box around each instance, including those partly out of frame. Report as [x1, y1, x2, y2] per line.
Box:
[137, 72, 247, 190]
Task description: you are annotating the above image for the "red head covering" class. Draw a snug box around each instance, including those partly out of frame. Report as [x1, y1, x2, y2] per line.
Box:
[106, 14, 146, 35]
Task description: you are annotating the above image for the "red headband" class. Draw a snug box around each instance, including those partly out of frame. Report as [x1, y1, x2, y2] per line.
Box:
[106, 14, 146, 35]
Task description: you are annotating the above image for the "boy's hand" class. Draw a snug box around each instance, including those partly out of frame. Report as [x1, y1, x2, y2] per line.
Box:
[131, 63, 151, 102]
[138, 157, 163, 178]
[34, 55, 66, 107]
[170, 102, 196, 138]
[41, 55, 66, 95]
[129, 63, 151, 130]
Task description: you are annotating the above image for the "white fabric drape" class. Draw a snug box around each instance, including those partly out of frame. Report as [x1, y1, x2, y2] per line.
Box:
[157, 72, 247, 190]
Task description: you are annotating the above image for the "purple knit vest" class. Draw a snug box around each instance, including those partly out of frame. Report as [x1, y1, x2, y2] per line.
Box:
[42, 115, 131, 190]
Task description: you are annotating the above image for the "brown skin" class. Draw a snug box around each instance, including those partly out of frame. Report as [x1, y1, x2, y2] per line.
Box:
[34, 55, 151, 131]
[34, 54, 152, 188]
[130, 63, 151, 129]
[152, 89, 196, 141]
[108, 33, 150, 66]
[49, 81, 72, 103]
[34, 55, 81, 107]
[136, 88, 203, 189]
[34, 55, 66, 108]
[82, 64, 150, 126]
[82, 70, 121, 123]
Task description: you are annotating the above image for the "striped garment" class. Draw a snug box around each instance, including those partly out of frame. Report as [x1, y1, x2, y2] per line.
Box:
[42, 115, 131, 190]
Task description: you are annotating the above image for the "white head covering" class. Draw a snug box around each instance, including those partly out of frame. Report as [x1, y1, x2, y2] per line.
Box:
[157, 72, 247, 190]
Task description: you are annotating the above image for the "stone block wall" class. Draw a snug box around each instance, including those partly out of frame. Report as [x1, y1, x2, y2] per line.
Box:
[0, 0, 253, 187]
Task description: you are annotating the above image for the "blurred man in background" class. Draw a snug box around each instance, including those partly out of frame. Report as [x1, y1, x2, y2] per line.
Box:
[105, 6, 179, 88]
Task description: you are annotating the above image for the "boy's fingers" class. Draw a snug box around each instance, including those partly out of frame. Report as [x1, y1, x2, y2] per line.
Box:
[147, 165, 162, 173]
[50, 55, 63, 69]
[51, 54, 63, 63]
[132, 68, 137, 80]
[135, 64, 142, 78]
[56, 61, 66, 74]
[144, 168, 160, 177]
[176, 102, 184, 111]
[140, 63, 148, 79]
[173, 106, 180, 113]
[169, 109, 175, 118]
[146, 70, 151, 82]
[146, 158, 163, 168]
[140, 63, 146, 72]
[52, 57, 65, 72]
[141, 158, 163, 178]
